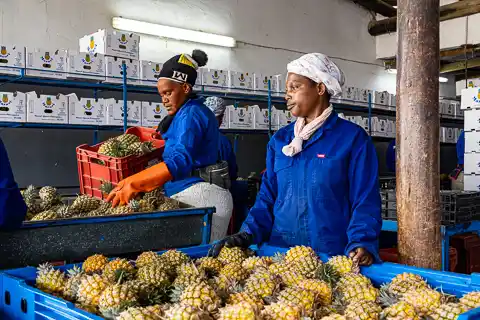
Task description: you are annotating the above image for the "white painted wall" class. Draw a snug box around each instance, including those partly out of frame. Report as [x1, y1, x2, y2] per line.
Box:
[0, 0, 399, 93]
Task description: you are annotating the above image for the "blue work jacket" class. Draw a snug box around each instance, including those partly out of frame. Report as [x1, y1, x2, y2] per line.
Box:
[241, 112, 382, 260]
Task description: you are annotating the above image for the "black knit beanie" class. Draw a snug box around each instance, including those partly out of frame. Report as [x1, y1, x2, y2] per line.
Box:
[158, 49, 208, 86]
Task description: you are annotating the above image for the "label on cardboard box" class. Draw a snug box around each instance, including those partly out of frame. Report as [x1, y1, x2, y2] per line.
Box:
[105, 57, 139, 85]
[445, 127, 456, 143]
[26, 48, 67, 79]
[79, 29, 140, 60]
[0, 45, 25, 76]
[141, 101, 167, 127]
[140, 61, 163, 86]
[461, 87, 480, 110]
[26, 92, 68, 124]
[67, 94, 106, 125]
[342, 87, 358, 101]
[0, 91, 26, 122]
[251, 105, 279, 130]
[105, 99, 141, 126]
[374, 91, 389, 105]
[358, 89, 373, 103]
[227, 105, 253, 129]
[278, 110, 297, 128]
[229, 71, 254, 92]
[202, 69, 229, 91]
[67, 52, 105, 81]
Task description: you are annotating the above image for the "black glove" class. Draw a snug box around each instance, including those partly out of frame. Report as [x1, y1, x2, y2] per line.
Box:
[208, 232, 253, 257]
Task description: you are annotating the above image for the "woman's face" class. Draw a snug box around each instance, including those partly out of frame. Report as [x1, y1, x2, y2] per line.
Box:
[285, 73, 326, 118]
[157, 79, 191, 116]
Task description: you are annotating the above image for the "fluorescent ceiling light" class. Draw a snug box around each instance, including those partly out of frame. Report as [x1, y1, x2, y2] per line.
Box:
[112, 17, 236, 48]
[386, 69, 448, 82]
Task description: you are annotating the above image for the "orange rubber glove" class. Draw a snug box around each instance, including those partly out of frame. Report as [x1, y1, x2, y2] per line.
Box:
[106, 162, 172, 207]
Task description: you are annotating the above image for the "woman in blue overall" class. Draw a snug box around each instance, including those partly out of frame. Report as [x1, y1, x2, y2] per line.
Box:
[211, 53, 382, 265]
[107, 50, 233, 241]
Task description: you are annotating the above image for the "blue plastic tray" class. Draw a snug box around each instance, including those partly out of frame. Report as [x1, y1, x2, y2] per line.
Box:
[1, 244, 480, 319]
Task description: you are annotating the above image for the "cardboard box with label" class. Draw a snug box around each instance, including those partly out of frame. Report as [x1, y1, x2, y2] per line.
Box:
[67, 51, 105, 81]
[454, 101, 463, 118]
[465, 153, 480, 175]
[456, 78, 480, 96]
[464, 174, 480, 191]
[461, 87, 480, 110]
[373, 91, 390, 106]
[254, 74, 273, 95]
[229, 71, 254, 93]
[358, 89, 373, 105]
[67, 94, 106, 125]
[226, 105, 253, 130]
[105, 57, 139, 85]
[79, 29, 139, 60]
[278, 110, 297, 128]
[464, 109, 480, 132]
[442, 100, 455, 116]
[0, 91, 26, 122]
[105, 99, 141, 126]
[202, 69, 229, 91]
[251, 105, 280, 130]
[193, 68, 203, 91]
[26, 48, 67, 79]
[141, 101, 167, 127]
[465, 130, 480, 153]
[140, 61, 163, 87]
[26, 92, 68, 124]
[219, 108, 229, 129]
[445, 127, 456, 143]
[341, 87, 358, 102]
[0, 45, 25, 76]
[389, 94, 397, 107]
[386, 119, 395, 138]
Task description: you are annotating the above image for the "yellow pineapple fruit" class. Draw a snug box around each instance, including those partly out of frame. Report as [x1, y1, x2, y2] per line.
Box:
[296, 278, 333, 306]
[116, 133, 141, 150]
[344, 300, 382, 320]
[103, 258, 136, 283]
[244, 273, 280, 299]
[196, 257, 224, 276]
[137, 264, 170, 288]
[98, 283, 139, 319]
[161, 249, 190, 269]
[107, 205, 133, 215]
[268, 262, 290, 276]
[77, 273, 110, 307]
[70, 195, 101, 214]
[38, 186, 61, 209]
[278, 270, 306, 287]
[261, 302, 303, 320]
[460, 291, 480, 309]
[276, 286, 316, 317]
[173, 262, 207, 288]
[31, 209, 58, 221]
[179, 281, 222, 313]
[218, 263, 250, 284]
[83, 254, 109, 274]
[242, 256, 272, 272]
[290, 253, 322, 279]
[327, 255, 356, 275]
[379, 301, 420, 320]
[217, 301, 261, 320]
[62, 265, 86, 301]
[284, 245, 317, 264]
[387, 273, 429, 296]
[117, 306, 162, 319]
[217, 246, 247, 265]
[321, 315, 347, 320]
[430, 302, 471, 320]
[401, 287, 442, 317]
[36, 263, 66, 295]
[164, 304, 212, 319]
[129, 199, 156, 213]
[136, 251, 162, 268]
[227, 292, 264, 310]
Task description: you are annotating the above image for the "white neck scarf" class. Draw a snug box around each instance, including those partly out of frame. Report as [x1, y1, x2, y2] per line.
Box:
[282, 106, 333, 157]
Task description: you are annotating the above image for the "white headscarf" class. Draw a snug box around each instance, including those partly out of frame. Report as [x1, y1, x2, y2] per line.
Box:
[282, 53, 345, 157]
[204, 96, 226, 116]
[287, 53, 345, 98]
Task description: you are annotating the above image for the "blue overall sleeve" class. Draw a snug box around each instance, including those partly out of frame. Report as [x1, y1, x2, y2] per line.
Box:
[0, 138, 27, 229]
[345, 136, 382, 262]
[162, 111, 205, 180]
[240, 140, 277, 244]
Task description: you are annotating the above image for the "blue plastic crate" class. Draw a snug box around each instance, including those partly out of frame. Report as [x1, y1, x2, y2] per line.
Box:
[1, 244, 480, 319]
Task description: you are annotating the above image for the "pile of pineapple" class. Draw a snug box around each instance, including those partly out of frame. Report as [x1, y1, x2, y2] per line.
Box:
[22, 185, 180, 221]
[34, 245, 480, 320]
[98, 133, 156, 158]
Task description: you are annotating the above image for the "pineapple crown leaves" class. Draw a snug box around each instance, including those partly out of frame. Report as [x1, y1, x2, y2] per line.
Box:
[99, 180, 115, 195]
[377, 283, 400, 307]
[66, 265, 83, 278]
[314, 263, 340, 286]
[138, 285, 173, 306]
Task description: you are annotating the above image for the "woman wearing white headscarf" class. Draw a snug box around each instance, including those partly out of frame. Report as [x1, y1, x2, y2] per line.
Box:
[210, 53, 382, 265]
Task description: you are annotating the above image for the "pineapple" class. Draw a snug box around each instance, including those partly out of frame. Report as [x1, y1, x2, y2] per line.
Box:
[340, 283, 379, 303]
[143, 188, 165, 207]
[290, 253, 322, 279]
[296, 278, 333, 306]
[278, 270, 306, 287]
[277, 286, 316, 317]
[103, 258, 136, 283]
[75, 303, 98, 314]
[129, 199, 156, 213]
[321, 315, 347, 320]
[380, 301, 420, 320]
[173, 262, 207, 288]
[337, 273, 373, 288]
[157, 197, 180, 211]
[136, 251, 162, 268]
[128, 141, 154, 156]
[98, 283, 139, 319]
[179, 282, 222, 312]
[217, 302, 261, 320]
[124, 279, 151, 296]
[88, 201, 112, 217]
[83, 254, 109, 274]
[56, 205, 76, 219]
[196, 257, 224, 276]
[284, 245, 317, 264]
[261, 302, 303, 320]
[344, 300, 382, 320]
[217, 247, 247, 265]
[98, 139, 127, 157]
[63, 265, 86, 301]
[242, 256, 272, 272]
[164, 304, 213, 319]
[36, 263, 66, 295]
[227, 292, 264, 310]
[430, 302, 471, 320]
[77, 273, 110, 307]
[219, 263, 250, 283]
[70, 195, 101, 214]
[268, 262, 290, 276]
[117, 133, 141, 149]
[30, 209, 58, 221]
[107, 205, 133, 215]
[23, 185, 43, 215]
[117, 306, 162, 320]
[327, 255, 357, 275]
[244, 274, 280, 299]
[387, 273, 428, 296]
[39, 186, 61, 209]
[99, 180, 115, 196]
[401, 287, 442, 317]
[161, 249, 190, 269]
[460, 291, 480, 309]
[137, 264, 170, 288]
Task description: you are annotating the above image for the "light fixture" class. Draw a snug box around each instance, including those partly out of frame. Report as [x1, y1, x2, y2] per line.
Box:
[112, 17, 236, 48]
[385, 68, 449, 82]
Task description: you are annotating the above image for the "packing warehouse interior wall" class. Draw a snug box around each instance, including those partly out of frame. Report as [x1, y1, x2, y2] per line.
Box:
[0, 0, 457, 187]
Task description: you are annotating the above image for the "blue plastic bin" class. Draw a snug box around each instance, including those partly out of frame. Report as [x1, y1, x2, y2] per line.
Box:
[1, 244, 480, 319]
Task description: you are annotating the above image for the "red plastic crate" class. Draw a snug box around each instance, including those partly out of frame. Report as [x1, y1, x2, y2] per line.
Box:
[77, 127, 165, 200]
[379, 247, 458, 271]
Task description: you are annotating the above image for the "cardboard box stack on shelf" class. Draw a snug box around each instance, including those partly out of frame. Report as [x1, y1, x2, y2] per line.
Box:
[67, 94, 106, 125]
[0, 91, 27, 123]
[26, 92, 68, 124]
[141, 101, 167, 127]
[462, 87, 480, 191]
[140, 60, 163, 87]
[105, 98, 141, 126]
[0, 45, 25, 75]
[66, 51, 106, 81]
[25, 48, 68, 79]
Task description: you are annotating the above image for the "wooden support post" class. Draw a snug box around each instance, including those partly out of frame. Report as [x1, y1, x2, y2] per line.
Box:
[396, 0, 442, 269]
